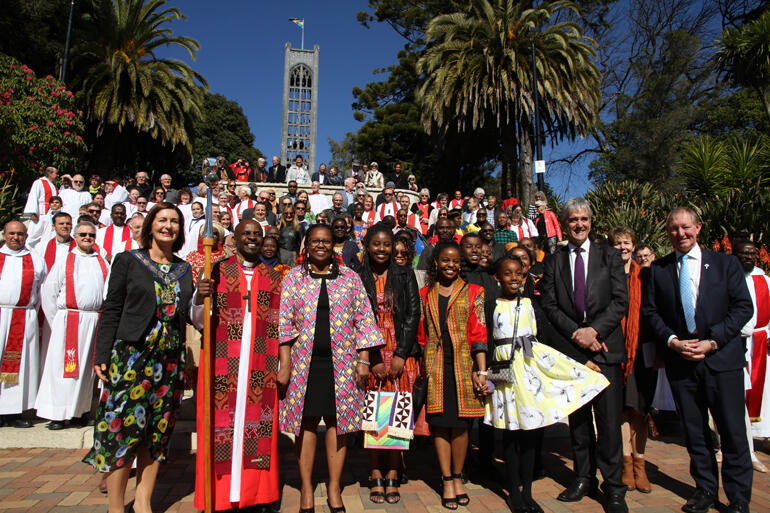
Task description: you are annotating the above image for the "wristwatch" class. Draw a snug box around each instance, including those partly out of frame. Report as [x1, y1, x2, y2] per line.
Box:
[709, 339, 718, 352]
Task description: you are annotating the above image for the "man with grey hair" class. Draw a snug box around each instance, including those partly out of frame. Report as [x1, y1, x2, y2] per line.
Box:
[473, 186, 486, 207]
[58, 174, 92, 221]
[323, 193, 348, 222]
[0, 220, 47, 428]
[254, 157, 268, 182]
[337, 177, 357, 209]
[134, 170, 153, 200]
[36, 220, 109, 429]
[24, 166, 59, 222]
[158, 174, 179, 204]
[643, 206, 753, 513]
[540, 197, 630, 513]
[268, 156, 286, 183]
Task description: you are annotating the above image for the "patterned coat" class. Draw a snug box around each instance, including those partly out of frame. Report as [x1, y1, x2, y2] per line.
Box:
[279, 266, 384, 435]
[417, 280, 487, 417]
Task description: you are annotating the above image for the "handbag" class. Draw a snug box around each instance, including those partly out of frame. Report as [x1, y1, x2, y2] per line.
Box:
[363, 383, 411, 450]
[487, 296, 521, 385]
[412, 327, 442, 417]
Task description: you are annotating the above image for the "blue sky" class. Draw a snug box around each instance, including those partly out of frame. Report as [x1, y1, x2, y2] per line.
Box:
[164, 0, 593, 196]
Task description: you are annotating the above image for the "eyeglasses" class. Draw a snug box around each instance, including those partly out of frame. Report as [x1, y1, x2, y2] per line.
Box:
[137, 201, 147, 205]
[88, 209, 100, 215]
[269, 192, 276, 195]
[384, 193, 393, 197]
[76, 232, 95, 238]
[228, 184, 236, 188]
[309, 239, 333, 247]
[155, 192, 165, 196]
[73, 180, 84, 184]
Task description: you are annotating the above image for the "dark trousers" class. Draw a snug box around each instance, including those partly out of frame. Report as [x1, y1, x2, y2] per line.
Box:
[567, 362, 625, 495]
[667, 363, 752, 504]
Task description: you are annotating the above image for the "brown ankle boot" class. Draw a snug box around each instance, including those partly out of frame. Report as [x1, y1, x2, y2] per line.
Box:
[633, 457, 651, 493]
[622, 455, 635, 490]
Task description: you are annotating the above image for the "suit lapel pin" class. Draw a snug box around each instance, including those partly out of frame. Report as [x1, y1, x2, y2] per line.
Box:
[704, 264, 710, 269]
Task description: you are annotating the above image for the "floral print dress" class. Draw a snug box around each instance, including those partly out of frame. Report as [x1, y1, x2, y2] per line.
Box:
[84, 271, 186, 472]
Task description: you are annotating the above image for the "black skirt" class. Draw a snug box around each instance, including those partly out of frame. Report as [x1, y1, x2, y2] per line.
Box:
[427, 294, 471, 429]
[303, 275, 337, 418]
[623, 345, 657, 415]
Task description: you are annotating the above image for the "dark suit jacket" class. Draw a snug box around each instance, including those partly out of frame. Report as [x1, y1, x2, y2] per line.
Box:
[311, 172, 331, 185]
[268, 164, 286, 183]
[94, 250, 193, 365]
[540, 242, 629, 364]
[642, 248, 752, 373]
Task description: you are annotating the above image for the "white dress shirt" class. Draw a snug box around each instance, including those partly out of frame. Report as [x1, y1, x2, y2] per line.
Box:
[567, 239, 591, 292]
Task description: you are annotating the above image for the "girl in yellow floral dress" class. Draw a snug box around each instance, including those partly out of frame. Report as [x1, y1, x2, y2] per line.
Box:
[485, 255, 608, 512]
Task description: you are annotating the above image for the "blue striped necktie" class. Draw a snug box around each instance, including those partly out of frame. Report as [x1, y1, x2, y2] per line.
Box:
[679, 254, 696, 333]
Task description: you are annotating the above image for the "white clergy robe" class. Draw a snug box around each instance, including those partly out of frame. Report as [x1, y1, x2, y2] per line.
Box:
[97, 224, 131, 258]
[24, 177, 58, 217]
[25, 211, 57, 249]
[58, 188, 92, 221]
[745, 267, 770, 438]
[104, 185, 128, 210]
[113, 237, 141, 256]
[35, 248, 109, 421]
[0, 247, 46, 414]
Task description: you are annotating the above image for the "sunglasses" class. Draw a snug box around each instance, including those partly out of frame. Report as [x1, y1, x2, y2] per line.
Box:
[137, 201, 147, 205]
[88, 210, 100, 215]
[73, 180, 84, 184]
[76, 232, 95, 238]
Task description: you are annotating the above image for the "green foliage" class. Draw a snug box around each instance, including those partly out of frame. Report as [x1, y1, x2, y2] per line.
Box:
[190, 92, 263, 169]
[0, 54, 87, 189]
[680, 135, 769, 195]
[327, 132, 356, 170]
[691, 186, 770, 248]
[0, 176, 20, 228]
[715, 9, 770, 123]
[586, 180, 676, 255]
[589, 31, 715, 187]
[416, 0, 601, 203]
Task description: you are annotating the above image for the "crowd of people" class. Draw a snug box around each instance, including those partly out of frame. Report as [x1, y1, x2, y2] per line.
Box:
[0, 160, 767, 513]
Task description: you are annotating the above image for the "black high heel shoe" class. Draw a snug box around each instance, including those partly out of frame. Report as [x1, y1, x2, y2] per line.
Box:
[384, 478, 401, 504]
[452, 474, 470, 506]
[326, 498, 345, 513]
[441, 475, 458, 510]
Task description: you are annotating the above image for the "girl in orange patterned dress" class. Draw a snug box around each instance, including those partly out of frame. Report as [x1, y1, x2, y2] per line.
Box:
[359, 222, 421, 505]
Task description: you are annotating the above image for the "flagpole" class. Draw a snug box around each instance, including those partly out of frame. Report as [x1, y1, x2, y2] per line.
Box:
[301, 20, 304, 49]
[202, 173, 217, 513]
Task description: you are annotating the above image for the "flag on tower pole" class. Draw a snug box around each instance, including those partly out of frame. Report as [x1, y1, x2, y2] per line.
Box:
[289, 18, 304, 49]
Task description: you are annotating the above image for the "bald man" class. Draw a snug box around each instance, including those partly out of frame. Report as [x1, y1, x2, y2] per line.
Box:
[0, 221, 48, 427]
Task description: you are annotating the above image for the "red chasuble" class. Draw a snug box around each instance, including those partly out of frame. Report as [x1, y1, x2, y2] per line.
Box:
[195, 257, 281, 511]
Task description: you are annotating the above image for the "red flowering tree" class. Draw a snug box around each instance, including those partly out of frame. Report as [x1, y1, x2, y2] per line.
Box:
[0, 53, 87, 191]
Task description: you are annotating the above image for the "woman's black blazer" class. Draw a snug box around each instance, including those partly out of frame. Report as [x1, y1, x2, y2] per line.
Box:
[94, 250, 193, 365]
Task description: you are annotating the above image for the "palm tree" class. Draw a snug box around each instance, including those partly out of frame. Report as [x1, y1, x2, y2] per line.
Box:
[416, 0, 600, 203]
[71, 0, 207, 163]
[715, 9, 770, 125]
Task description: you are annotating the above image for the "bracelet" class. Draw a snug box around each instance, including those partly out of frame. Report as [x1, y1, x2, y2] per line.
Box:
[477, 370, 488, 376]
[356, 359, 371, 366]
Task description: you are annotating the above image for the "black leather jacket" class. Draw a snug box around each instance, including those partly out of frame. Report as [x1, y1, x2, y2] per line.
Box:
[359, 264, 421, 358]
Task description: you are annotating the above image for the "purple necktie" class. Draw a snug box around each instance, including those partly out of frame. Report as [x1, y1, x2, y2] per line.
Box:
[574, 247, 586, 321]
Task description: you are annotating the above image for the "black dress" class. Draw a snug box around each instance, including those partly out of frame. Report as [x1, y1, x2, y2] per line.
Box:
[302, 272, 336, 418]
[427, 294, 470, 428]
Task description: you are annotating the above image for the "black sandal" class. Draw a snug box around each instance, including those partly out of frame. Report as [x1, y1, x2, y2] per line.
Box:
[384, 478, 401, 504]
[369, 477, 385, 504]
[441, 475, 458, 510]
[453, 474, 470, 506]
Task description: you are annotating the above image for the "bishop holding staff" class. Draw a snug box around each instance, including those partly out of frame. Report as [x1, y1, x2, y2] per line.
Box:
[35, 221, 109, 430]
[191, 219, 282, 511]
[0, 221, 47, 428]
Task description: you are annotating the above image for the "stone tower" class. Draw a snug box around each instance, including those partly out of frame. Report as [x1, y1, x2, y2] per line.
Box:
[280, 42, 319, 172]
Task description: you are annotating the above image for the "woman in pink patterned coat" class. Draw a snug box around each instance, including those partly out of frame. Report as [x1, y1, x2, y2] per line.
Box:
[278, 224, 384, 513]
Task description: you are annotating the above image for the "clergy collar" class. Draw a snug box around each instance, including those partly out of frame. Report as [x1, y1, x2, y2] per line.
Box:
[0, 246, 29, 256]
[75, 247, 96, 256]
[237, 254, 259, 268]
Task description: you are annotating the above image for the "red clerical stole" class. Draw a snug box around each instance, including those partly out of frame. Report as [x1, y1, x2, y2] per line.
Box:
[44, 238, 76, 271]
[62, 253, 108, 378]
[747, 275, 770, 419]
[0, 253, 34, 383]
[104, 225, 130, 256]
[41, 178, 56, 214]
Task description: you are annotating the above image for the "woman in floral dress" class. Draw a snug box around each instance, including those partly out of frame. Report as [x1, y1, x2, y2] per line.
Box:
[84, 203, 193, 513]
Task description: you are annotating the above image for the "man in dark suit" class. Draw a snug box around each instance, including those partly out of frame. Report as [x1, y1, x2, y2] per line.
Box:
[267, 155, 286, 183]
[643, 206, 753, 513]
[540, 197, 629, 513]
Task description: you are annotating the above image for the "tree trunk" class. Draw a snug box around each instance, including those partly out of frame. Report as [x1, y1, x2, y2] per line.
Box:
[500, 124, 517, 198]
[517, 124, 535, 208]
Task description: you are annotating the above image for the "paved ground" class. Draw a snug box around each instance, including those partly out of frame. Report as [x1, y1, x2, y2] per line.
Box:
[0, 420, 768, 513]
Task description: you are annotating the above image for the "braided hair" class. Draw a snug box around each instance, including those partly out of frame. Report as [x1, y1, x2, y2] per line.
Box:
[426, 240, 462, 289]
[360, 222, 397, 314]
[300, 224, 341, 276]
